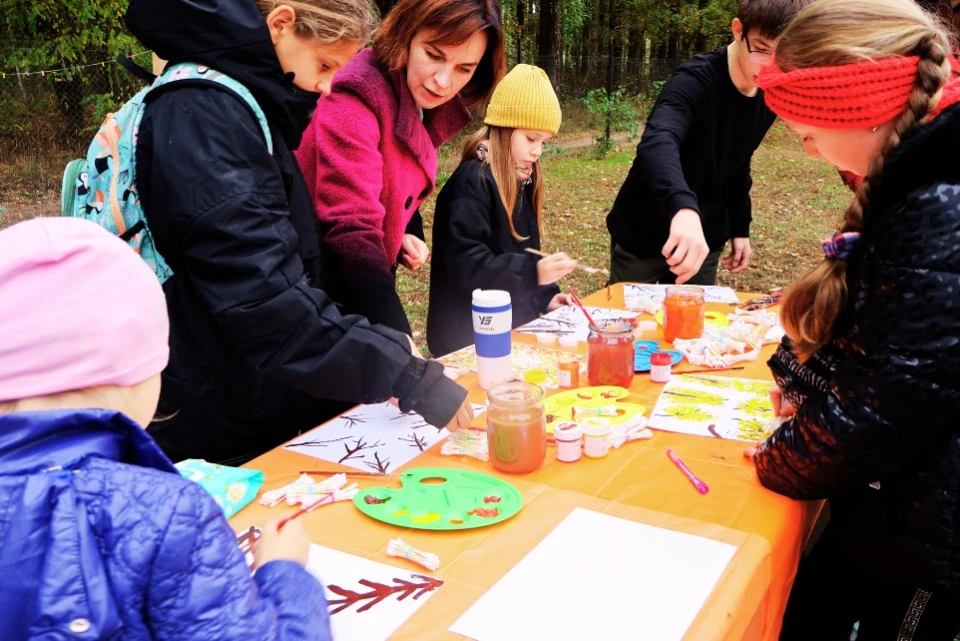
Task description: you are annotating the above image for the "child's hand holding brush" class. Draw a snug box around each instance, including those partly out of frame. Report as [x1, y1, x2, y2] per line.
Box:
[535, 251, 578, 285]
[527, 248, 608, 278]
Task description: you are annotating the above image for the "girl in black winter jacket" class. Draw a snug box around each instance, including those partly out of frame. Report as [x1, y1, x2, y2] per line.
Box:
[127, 0, 473, 465]
[750, 1, 960, 638]
[427, 64, 577, 356]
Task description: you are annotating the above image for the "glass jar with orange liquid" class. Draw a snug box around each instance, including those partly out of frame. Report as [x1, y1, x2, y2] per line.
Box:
[587, 322, 635, 388]
[486, 382, 547, 474]
[663, 285, 705, 343]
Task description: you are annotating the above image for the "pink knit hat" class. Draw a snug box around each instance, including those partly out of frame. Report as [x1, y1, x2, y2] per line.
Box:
[0, 217, 169, 403]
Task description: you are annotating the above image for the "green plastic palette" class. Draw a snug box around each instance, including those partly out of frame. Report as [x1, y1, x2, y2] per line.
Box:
[353, 467, 524, 531]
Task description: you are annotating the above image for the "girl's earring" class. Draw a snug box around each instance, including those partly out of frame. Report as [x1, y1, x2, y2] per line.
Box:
[872, 126, 879, 132]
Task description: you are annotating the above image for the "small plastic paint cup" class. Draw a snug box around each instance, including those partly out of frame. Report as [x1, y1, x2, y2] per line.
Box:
[553, 422, 583, 463]
[536, 333, 558, 345]
[650, 352, 673, 383]
[558, 336, 580, 349]
[636, 319, 659, 339]
[582, 418, 612, 458]
[523, 369, 548, 391]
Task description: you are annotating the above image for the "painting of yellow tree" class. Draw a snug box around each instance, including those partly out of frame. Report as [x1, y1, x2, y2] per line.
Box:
[648, 375, 777, 441]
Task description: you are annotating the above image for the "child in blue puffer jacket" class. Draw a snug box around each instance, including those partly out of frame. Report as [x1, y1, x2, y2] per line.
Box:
[0, 218, 330, 641]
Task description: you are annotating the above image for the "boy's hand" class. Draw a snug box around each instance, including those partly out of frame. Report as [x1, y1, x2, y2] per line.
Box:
[663, 209, 709, 284]
[546, 293, 572, 312]
[400, 234, 429, 272]
[537, 252, 578, 285]
[254, 518, 311, 569]
[445, 398, 475, 433]
[723, 238, 752, 273]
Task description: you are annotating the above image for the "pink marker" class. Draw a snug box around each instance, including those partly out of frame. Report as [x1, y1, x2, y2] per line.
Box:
[666, 448, 709, 494]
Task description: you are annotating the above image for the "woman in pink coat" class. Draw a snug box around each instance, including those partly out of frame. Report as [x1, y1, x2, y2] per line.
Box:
[296, 0, 505, 339]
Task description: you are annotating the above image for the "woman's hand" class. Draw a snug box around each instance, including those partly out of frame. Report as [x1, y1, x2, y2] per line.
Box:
[400, 234, 429, 272]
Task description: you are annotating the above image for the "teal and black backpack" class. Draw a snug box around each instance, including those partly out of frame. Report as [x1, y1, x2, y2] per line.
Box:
[61, 61, 273, 283]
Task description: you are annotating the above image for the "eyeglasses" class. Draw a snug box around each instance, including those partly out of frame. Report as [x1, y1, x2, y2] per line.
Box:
[743, 33, 773, 65]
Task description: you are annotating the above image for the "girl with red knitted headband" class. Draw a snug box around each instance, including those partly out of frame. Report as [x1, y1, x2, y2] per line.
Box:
[750, 1, 960, 639]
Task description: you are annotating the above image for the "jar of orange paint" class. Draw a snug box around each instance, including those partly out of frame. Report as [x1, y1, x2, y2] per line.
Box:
[663, 286, 705, 343]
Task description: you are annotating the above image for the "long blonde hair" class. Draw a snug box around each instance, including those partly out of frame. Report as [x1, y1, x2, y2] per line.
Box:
[256, 0, 379, 44]
[776, 0, 953, 361]
[461, 126, 545, 242]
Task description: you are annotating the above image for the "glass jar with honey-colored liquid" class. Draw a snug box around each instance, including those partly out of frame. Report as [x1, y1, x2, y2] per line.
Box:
[486, 382, 547, 474]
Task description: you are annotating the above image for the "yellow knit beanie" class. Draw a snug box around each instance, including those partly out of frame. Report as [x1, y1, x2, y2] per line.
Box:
[484, 64, 562, 135]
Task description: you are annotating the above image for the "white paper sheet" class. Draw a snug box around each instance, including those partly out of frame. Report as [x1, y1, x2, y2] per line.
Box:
[305, 544, 443, 641]
[515, 305, 640, 342]
[284, 401, 485, 472]
[624, 283, 740, 308]
[449, 508, 736, 641]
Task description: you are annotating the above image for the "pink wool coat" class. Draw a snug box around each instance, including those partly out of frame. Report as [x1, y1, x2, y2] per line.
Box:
[296, 48, 472, 334]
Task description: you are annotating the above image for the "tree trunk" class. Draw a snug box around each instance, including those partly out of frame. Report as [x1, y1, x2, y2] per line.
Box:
[627, 25, 647, 92]
[667, 33, 680, 71]
[579, 18, 590, 78]
[605, 0, 617, 142]
[537, 0, 561, 86]
[52, 77, 88, 144]
[515, 0, 524, 64]
[694, 0, 710, 53]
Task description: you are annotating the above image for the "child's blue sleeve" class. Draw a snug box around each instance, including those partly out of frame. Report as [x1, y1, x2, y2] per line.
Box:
[146, 482, 331, 641]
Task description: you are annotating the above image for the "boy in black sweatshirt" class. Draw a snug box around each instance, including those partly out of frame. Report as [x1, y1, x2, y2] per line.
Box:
[606, 0, 812, 285]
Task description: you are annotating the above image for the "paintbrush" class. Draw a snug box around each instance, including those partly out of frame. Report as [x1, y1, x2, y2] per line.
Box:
[674, 366, 747, 375]
[566, 286, 600, 331]
[277, 485, 358, 530]
[524, 247, 609, 275]
[297, 470, 398, 477]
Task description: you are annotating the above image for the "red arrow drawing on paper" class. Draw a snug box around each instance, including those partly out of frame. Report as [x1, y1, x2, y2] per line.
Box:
[327, 574, 444, 615]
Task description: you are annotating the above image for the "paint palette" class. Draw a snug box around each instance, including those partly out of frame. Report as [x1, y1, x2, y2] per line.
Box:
[353, 467, 524, 531]
[542, 386, 647, 435]
[634, 340, 684, 372]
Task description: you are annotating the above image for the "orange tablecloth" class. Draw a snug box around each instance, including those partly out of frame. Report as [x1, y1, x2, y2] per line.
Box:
[233, 284, 822, 641]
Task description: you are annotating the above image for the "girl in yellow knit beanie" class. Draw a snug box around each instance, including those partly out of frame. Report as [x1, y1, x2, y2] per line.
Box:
[426, 64, 577, 356]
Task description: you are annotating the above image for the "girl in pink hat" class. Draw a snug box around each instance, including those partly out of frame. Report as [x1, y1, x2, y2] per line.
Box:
[0, 217, 331, 641]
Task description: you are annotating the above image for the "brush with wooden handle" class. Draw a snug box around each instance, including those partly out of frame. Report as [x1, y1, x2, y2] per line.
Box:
[524, 248, 609, 275]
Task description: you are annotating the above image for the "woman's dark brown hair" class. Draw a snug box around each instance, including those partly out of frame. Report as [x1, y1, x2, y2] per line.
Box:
[372, 0, 505, 108]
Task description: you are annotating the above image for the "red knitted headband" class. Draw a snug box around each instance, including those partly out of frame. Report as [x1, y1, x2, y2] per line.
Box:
[759, 55, 960, 130]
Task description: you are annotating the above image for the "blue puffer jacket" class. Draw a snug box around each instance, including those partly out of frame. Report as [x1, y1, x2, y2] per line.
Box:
[0, 409, 331, 641]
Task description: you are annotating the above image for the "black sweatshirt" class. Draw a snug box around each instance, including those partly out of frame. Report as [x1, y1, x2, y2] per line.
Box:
[606, 47, 776, 259]
[427, 159, 560, 357]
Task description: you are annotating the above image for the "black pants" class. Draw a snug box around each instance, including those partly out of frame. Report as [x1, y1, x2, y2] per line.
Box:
[780, 527, 960, 641]
[608, 242, 723, 286]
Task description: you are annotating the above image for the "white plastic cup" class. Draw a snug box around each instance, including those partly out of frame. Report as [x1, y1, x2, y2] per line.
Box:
[472, 289, 512, 390]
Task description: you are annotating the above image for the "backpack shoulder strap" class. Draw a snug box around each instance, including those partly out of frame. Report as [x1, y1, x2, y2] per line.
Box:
[147, 62, 274, 154]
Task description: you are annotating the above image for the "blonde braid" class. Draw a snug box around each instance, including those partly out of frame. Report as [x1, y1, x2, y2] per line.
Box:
[777, 1, 953, 360]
